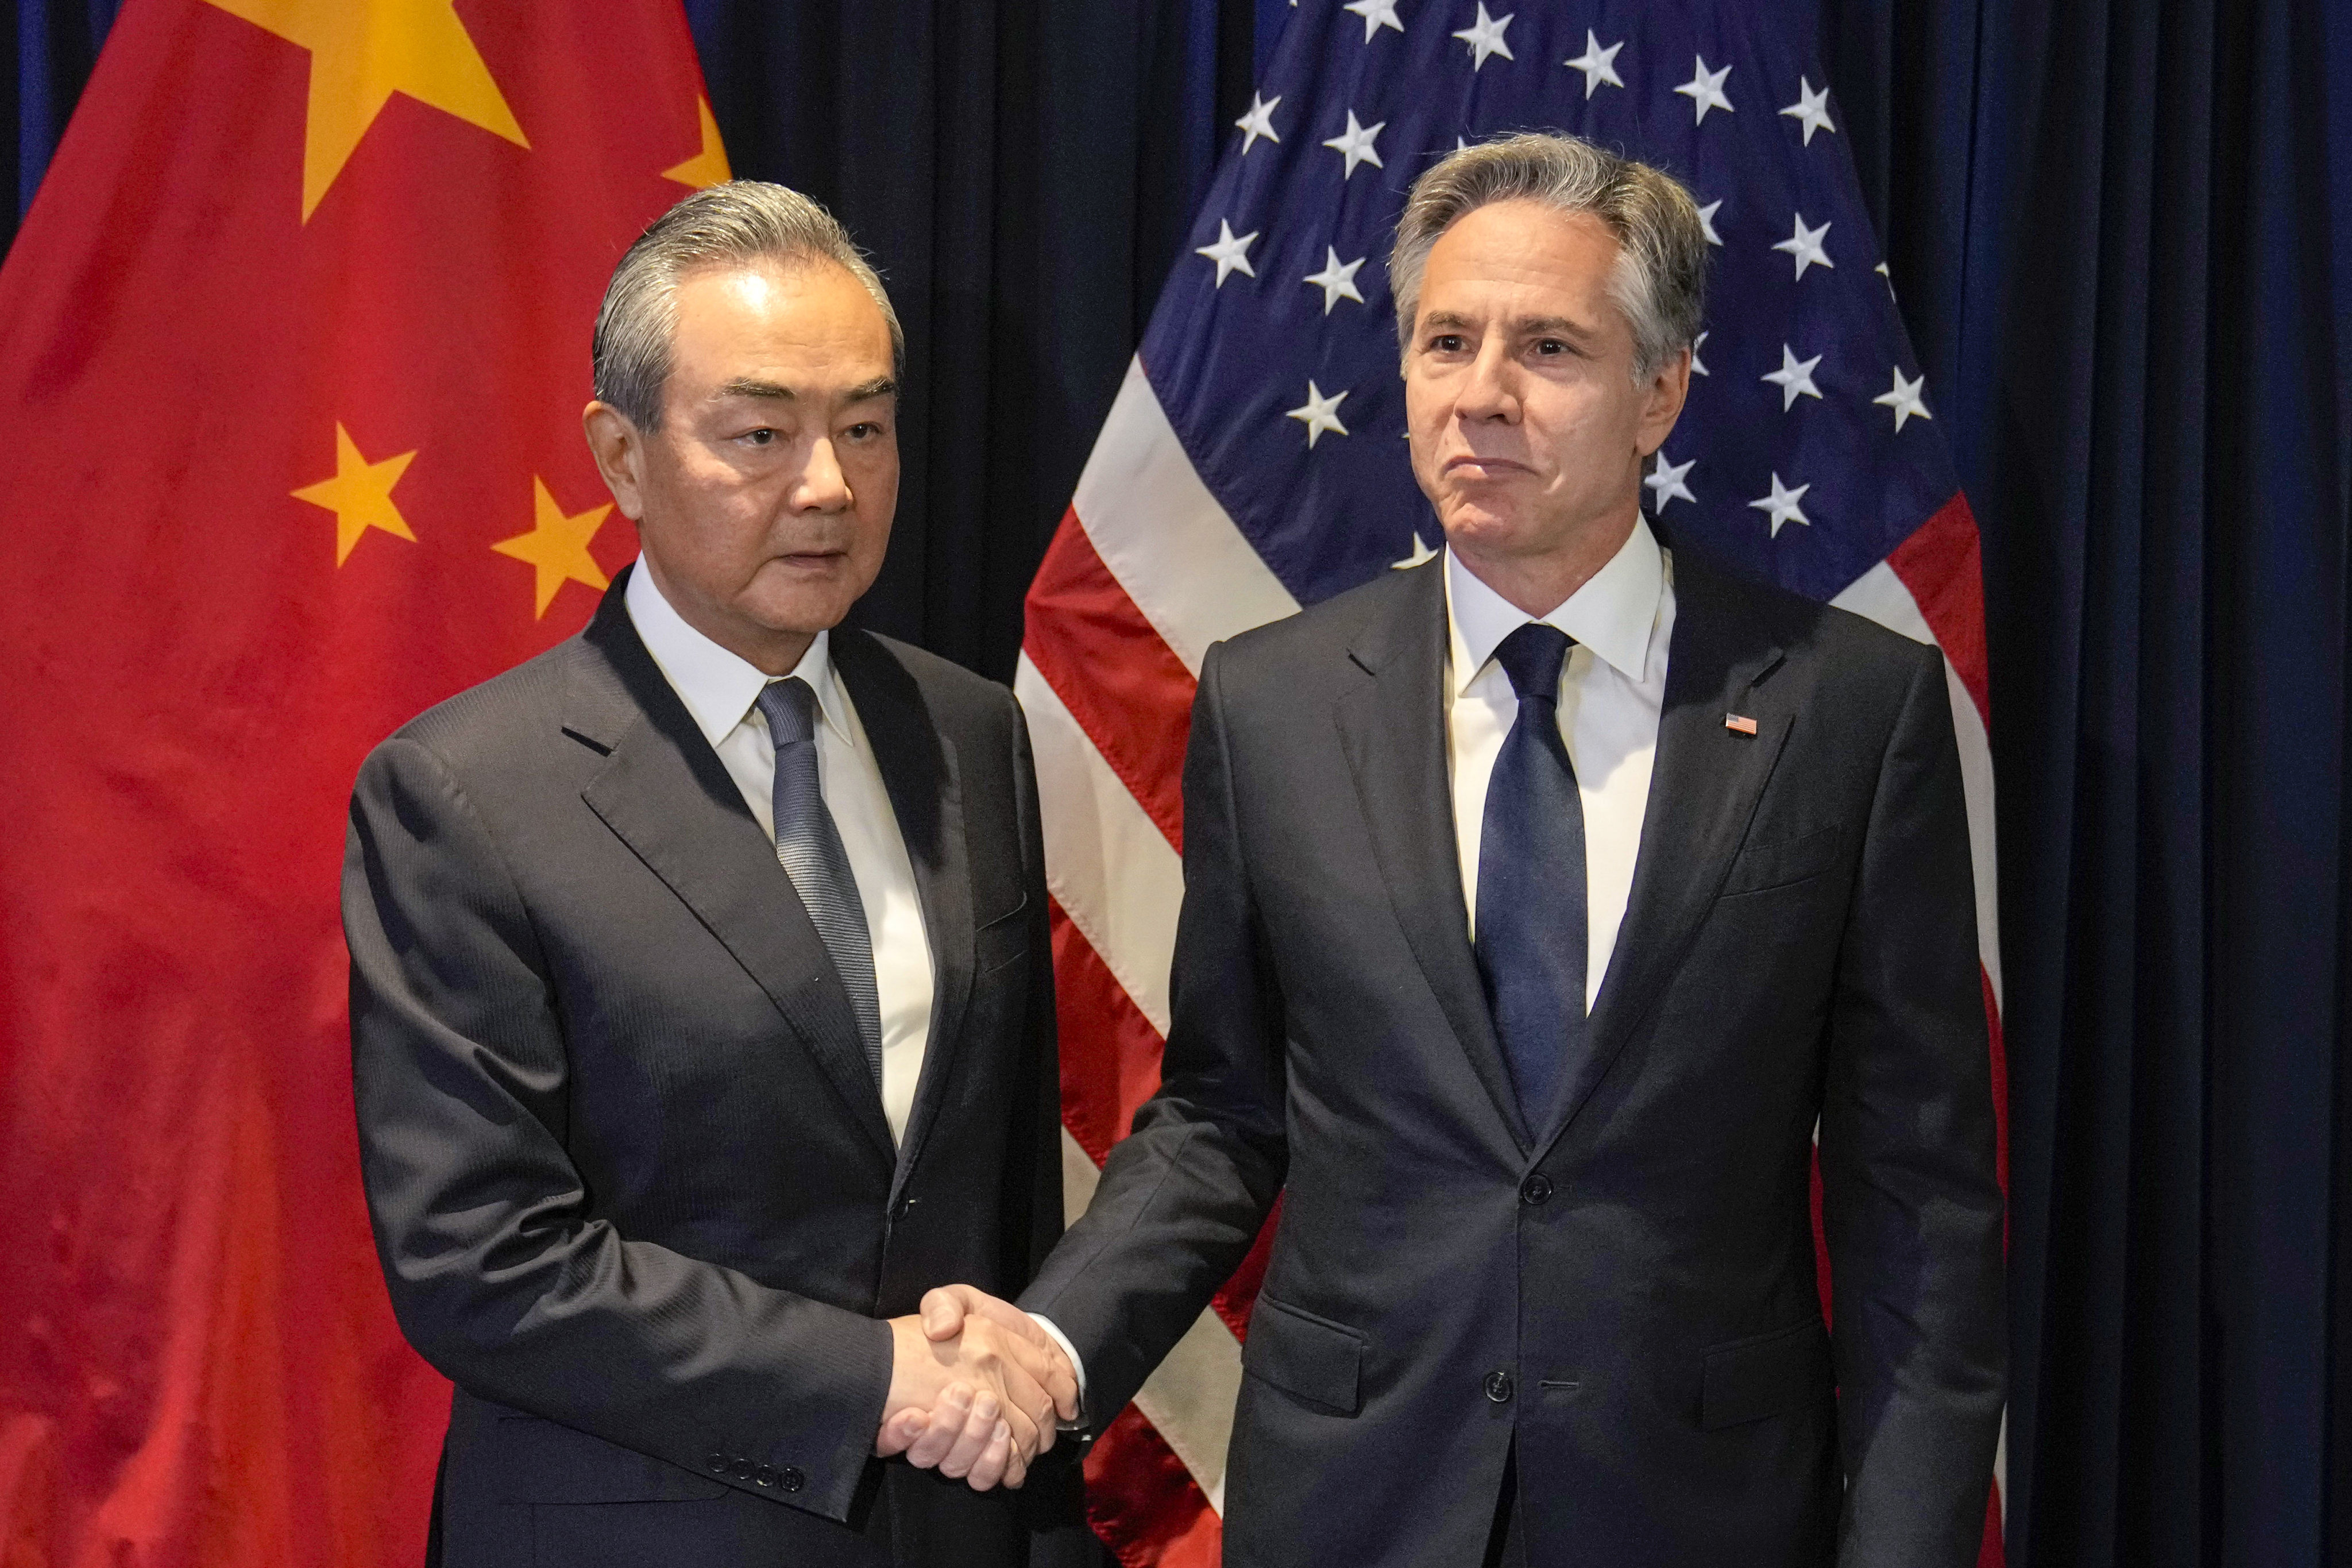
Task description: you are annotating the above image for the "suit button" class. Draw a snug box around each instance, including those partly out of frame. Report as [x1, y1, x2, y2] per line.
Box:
[1519, 1173, 1554, 1204]
[707, 1451, 728, 1473]
[1485, 1371, 1514, 1403]
[779, 1466, 806, 1493]
[729, 1457, 753, 1480]
[755, 1465, 778, 1487]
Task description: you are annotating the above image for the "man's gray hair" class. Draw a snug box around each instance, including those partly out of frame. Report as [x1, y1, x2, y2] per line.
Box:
[592, 180, 904, 431]
[1389, 133, 1707, 379]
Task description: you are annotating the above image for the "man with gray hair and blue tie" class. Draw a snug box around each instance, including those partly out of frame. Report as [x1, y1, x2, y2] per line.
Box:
[924, 130, 2005, 1567]
[344, 180, 1088, 1568]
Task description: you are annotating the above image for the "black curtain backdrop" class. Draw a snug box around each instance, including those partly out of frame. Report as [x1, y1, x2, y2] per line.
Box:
[9, 3, 2351, 1565]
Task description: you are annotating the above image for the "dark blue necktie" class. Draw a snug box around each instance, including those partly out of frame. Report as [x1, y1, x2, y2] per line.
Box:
[755, 677, 883, 1087]
[1474, 623, 1589, 1126]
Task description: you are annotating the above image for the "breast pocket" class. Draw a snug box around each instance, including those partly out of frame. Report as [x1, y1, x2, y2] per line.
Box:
[1717, 825, 1844, 899]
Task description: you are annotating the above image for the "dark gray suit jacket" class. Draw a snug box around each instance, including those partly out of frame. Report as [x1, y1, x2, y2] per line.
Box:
[345, 570, 1086, 1567]
[1023, 549, 2005, 1568]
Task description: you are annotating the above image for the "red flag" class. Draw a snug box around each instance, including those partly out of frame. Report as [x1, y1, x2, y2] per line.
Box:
[0, 2, 723, 1561]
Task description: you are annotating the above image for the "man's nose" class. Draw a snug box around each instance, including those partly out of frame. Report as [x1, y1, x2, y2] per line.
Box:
[1455, 338, 1519, 422]
[793, 437, 852, 513]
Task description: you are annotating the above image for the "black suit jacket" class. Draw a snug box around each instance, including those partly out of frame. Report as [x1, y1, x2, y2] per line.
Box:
[1022, 549, 2005, 1568]
[344, 571, 1086, 1567]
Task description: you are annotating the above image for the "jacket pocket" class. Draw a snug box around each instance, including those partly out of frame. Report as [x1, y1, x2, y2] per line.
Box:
[1700, 1319, 1832, 1431]
[492, 1415, 731, 1504]
[1242, 1294, 1366, 1415]
[1718, 825, 1844, 898]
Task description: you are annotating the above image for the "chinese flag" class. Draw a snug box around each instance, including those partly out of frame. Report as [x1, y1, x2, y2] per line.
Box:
[0, 2, 725, 1562]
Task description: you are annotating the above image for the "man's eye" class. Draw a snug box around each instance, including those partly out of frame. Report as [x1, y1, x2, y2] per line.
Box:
[743, 428, 776, 446]
[1430, 334, 1465, 353]
[1534, 339, 1568, 356]
[844, 422, 880, 441]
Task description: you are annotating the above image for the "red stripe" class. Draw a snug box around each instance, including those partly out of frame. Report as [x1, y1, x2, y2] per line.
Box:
[1886, 492, 1991, 725]
[1051, 893, 1279, 1342]
[1978, 1485, 2007, 1567]
[1022, 509, 1196, 853]
[1051, 898, 1171, 1167]
[1083, 1404, 1225, 1568]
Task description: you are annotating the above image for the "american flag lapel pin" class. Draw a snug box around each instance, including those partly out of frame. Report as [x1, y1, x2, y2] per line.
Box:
[1725, 712, 1760, 736]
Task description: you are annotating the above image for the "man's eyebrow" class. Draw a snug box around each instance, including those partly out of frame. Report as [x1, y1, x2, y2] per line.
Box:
[709, 375, 898, 404]
[713, 377, 793, 401]
[1512, 314, 1600, 340]
[1416, 311, 1603, 340]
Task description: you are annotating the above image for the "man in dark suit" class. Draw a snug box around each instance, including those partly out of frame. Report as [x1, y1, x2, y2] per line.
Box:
[343, 181, 1084, 1567]
[927, 134, 2005, 1565]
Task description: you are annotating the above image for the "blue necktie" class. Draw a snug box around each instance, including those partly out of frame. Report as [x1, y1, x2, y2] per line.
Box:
[756, 677, 883, 1087]
[1474, 623, 1589, 1126]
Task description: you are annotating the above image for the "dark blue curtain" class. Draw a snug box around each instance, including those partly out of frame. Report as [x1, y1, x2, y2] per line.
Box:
[11, 2, 2351, 1563]
[1820, 1, 2352, 1563]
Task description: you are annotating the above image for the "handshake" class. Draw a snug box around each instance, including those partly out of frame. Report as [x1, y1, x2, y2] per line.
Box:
[875, 1284, 1080, 1491]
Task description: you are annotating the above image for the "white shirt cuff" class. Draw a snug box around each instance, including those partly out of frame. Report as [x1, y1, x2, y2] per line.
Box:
[1026, 1312, 1089, 1428]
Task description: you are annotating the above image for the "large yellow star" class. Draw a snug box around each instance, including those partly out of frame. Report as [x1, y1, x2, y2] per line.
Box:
[206, 0, 528, 220]
[493, 479, 612, 617]
[662, 98, 733, 190]
[292, 423, 418, 566]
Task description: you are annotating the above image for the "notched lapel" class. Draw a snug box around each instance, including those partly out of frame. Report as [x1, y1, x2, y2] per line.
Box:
[1333, 562, 1528, 1154]
[831, 631, 975, 1196]
[1541, 554, 1799, 1156]
[570, 584, 897, 1165]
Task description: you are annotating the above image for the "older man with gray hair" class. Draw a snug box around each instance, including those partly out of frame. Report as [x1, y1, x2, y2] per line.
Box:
[345, 180, 1092, 1568]
[924, 132, 2005, 1566]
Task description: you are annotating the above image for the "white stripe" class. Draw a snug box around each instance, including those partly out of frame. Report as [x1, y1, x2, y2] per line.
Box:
[1015, 654, 1182, 1037]
[1830, 563, 2005, 1009]
[1072, 358, 1301, 674]
[1061, 1127, 1242, 1516]
[1994, 1411, 2009, 1523]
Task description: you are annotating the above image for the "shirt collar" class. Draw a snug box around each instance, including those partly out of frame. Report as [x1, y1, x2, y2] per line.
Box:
[1444, 515, 1666, 697]
[624, 558, 853, 748]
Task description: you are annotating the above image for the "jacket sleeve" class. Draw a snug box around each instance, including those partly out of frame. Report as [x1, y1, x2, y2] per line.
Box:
[1018, 642, 1289, 1423]
[343, 733, 891, 1523]
[1818, 643, 2007, 1567]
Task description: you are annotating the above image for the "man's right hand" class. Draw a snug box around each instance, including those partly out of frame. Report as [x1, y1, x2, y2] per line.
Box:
[873, 1287, 1076, 1490]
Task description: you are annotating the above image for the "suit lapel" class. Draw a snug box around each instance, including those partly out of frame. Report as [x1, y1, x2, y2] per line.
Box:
[567, 577, 897, 1166]
[1334, 561, 1530, 1154]
[830, 629, 975, 1198]
[1535, 551, 1794, 1157]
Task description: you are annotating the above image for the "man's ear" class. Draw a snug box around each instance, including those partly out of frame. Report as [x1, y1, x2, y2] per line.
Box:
[1634, 346, 1692, 459]
[582, 401, 648, 521]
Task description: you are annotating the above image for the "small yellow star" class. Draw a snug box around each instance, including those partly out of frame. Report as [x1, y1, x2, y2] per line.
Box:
[205, 0, 529, 220]
[662, 98, 733, 190]
[291, 423, 418, 566]
[493, 479, 612, 617]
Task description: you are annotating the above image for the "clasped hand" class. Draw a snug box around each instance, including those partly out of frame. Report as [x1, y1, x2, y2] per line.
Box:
[875, 1285, 1078, 1491]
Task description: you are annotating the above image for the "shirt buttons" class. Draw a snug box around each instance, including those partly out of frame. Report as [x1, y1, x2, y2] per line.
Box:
[779, 1466, 806, 1493]
[755, 1465, 778, 1488]
[1519, 1172, 1554, 1204]
[1485, 1370, 1515, 1403]
[729, 1457, 754, 1480]
[706, 1451, 729, 1473]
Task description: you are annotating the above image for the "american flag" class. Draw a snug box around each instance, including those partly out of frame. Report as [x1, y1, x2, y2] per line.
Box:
[1017, 3, 2009, 1563]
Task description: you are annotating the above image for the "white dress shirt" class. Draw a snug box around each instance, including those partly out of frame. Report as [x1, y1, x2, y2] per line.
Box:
[626, 561, 936, 1145]
[1445, 518, 1676, 1009]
